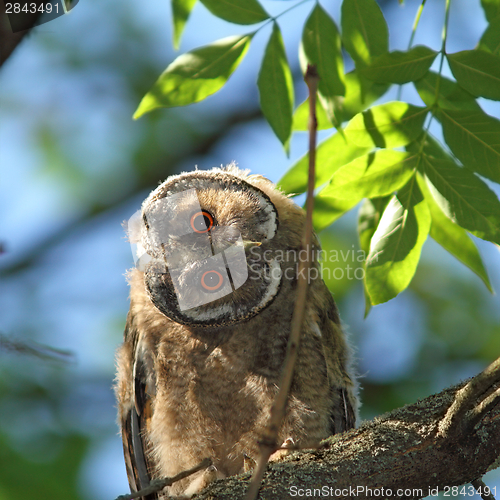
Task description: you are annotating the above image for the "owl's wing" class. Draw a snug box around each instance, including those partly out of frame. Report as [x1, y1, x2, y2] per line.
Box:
[120, 314, 159, 500]
[319, 290, 357, 434]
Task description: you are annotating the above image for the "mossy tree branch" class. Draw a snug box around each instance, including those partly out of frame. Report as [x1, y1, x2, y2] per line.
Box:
[191, 357, 500, 500]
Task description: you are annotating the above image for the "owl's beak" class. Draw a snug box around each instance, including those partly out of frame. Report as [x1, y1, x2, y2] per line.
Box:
[241, 240, 261, 250]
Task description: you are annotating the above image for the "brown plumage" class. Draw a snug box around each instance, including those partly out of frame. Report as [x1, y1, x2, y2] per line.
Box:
[115, 165, 358, 498]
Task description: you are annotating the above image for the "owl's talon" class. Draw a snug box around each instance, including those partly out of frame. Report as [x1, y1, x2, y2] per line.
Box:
[269, 437, 295, 461]
[182, 464, 219, 497]
[243, 453, 257, 472]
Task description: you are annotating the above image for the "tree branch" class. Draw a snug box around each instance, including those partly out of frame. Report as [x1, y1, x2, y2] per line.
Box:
[192, 357, 500, 500]
[438, 356, 500, 437]
[115, 458, 212, 500]
[245, 64, 319, 500]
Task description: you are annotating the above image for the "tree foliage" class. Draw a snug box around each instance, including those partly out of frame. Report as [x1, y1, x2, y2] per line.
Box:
[134, 0, 500, 307]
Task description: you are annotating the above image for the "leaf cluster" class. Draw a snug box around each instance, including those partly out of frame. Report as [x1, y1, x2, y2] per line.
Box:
[133, 0, 500, 307]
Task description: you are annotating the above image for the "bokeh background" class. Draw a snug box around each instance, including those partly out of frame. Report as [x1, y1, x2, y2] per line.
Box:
[1, 0, 499, 498]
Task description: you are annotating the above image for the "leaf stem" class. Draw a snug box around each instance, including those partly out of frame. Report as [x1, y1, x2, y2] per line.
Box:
[417, 0, 451, 155]
[397, 0, 428, 100]
[257, 0, 314, 34]
[433, 0, 451, 106]
[407, 0, 427, 51]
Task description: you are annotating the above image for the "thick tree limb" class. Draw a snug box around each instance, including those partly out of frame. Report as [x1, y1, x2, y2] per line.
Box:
[192, 357, 500, 500]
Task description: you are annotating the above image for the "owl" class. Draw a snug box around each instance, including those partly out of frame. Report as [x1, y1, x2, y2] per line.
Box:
[115, 164, 358, 499]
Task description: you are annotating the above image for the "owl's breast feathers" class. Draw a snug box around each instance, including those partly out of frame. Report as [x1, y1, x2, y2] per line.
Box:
[115, 166, 358, 498]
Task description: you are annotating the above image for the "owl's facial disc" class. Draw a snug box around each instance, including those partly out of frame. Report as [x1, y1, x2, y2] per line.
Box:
[130, 171, 282, 327]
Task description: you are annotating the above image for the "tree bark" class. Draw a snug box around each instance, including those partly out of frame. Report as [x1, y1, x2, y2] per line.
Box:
[193, 362, 500, 500]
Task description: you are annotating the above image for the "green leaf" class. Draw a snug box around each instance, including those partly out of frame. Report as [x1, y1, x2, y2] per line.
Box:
[199, 0, 269, 24]
[338, 70, 389, 122]
[362, 46, 437, 84]
[358, 196, 391, 314]
[447, 50, 500, 101]
[300, 4, 345, 123]
[365, 177, 430, 304]
[292, 97, 334, 131]
[422, 155, 500, 245]
[258, 24, 294, 149]
[312, 196, 359, 232]
[278, 132, 369, 194]
[295, 71, 389, 128]
[358, 196, 392, 255]
[478, 15, 500, 56]
[406, 133, 453, 161]
[134, 35, 252, 118]
[341, 0, 389, 67]
[440, 108, 500, 183]
[172, 0, 197, 49]
[320, 150, 419, 200]
[481, 0, 500, 22]
[344, 101, 428, 148]
[416, 175, 493, 292]
[414, 71, 480, 111]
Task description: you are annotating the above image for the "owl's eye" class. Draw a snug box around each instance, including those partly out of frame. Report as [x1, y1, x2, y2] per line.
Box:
[201, 270, 224, 292]
[190, 211, 214, 233]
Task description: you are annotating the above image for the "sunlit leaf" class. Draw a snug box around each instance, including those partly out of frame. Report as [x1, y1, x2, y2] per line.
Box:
[365, 177, 430, 304]
[320, 150, 419, 201]
[258, 23, 294, 149]
[481, 0, 500, 22]
[358, 196, 391, 255]
[295, 71, 389, 128]
[134, 35, 252, 118]
[345, 101, 428, 148]
[422, 155, 500, 245]
[414, 71, 480, 111]
[292, 97, 333, 131]
[338, 70, 389, 122]
[312, 196, 359, 232]
[278, 133, 369, 194]
[417, 175, 493, 292]
[440, 108, 500, 183]
[447, 50, 500, 101]
[172, 0, 197, 49]
[341, 0, 389, 67]
[199, 0, 269, 24]
[300, 4, 345, 123]
[358, 196, 391, 314]
[478, 15, 500, 56]
[362, 46, 437, 84]
[406, 133, 453, 161]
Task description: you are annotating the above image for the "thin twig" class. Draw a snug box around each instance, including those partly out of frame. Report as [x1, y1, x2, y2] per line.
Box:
[438, 356, 500, 437]
[0, 332, 75, 364]
[472, 478, 497, 500]
[115, 457, 212, 500]
[244, 64, 320, 500]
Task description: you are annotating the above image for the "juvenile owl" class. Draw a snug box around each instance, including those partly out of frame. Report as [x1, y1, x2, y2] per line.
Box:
[115, 164, 358, 499]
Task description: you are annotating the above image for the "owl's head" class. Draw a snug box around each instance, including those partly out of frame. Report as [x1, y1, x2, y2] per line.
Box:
[128, 165, 303, 327]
